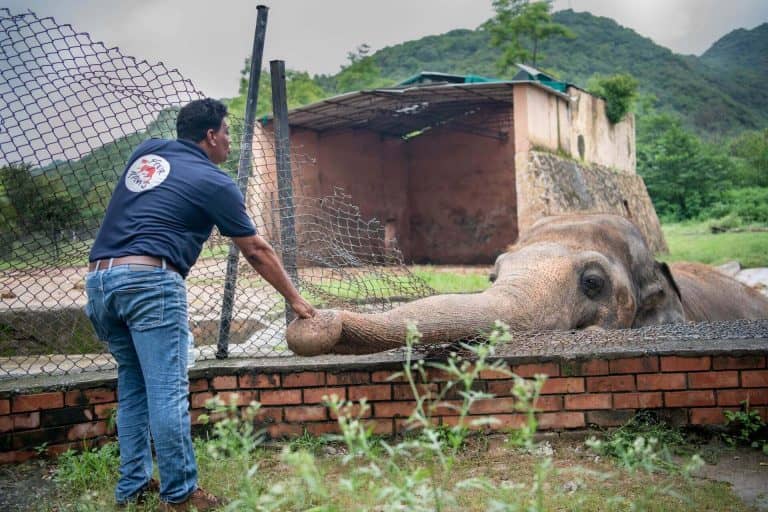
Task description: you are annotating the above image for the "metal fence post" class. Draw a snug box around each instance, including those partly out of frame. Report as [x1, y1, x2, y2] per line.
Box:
[216, 5, 269, 359]
[269, 59, 299, 325]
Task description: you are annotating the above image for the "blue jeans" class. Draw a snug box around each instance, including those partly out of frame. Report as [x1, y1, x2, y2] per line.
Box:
[85, 264, 197, 504]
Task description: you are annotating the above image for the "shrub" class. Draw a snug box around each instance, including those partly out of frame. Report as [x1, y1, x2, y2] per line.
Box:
[703, 187, 768, 227]
[587, 73, 639, 124]
[586, 411, 693, 474]
[722, 401, 768, 454]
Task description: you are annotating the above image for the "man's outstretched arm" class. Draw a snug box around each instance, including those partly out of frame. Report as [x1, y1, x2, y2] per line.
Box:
[232, 234, 316, 319]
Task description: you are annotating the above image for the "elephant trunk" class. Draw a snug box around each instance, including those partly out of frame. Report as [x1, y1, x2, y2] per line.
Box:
[287, 285, 536, 356]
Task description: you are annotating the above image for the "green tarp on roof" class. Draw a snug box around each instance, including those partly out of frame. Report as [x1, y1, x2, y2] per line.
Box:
[397, 71, 499, 86]
[396, 65, 571, 93]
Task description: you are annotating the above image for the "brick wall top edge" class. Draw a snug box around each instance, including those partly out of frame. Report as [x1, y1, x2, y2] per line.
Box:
[2, 334, 766, 397]
[0, 371, 118, 398]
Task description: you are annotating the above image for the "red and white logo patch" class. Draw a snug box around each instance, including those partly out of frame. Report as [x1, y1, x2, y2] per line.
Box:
[125, 154, 170, 192]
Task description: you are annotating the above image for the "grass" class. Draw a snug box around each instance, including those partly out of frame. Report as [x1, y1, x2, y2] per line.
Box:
[661, 220, 768, 268]
[302, 266, 491, 306]
[412, 265, 491, 294]
[198, 243, 232, 259]
[42, 431, 752, 512]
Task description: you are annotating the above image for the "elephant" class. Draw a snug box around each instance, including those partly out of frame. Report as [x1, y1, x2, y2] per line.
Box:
[287, 214, 768, 356]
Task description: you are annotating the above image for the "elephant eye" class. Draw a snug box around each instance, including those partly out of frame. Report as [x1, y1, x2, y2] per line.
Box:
[580, 272, 605, 299]
[489, 272, 497, 283]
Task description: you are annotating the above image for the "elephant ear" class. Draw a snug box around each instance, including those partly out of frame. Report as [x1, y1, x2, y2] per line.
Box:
[656, 261, 682, 301]
[634, 261, 684, 326]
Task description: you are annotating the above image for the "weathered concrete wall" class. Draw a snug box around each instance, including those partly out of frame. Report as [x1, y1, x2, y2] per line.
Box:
[567, 87, 636, 174]
[516, 151, 666, 253]
[405, 109, 517, 264]
[513, 83, 635, 174]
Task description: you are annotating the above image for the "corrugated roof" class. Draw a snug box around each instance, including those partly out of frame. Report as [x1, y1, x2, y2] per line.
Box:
[277, 80, 570, 139]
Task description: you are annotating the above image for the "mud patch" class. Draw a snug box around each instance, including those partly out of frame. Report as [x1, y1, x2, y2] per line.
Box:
[0, 459, 58, 512]
[695, 443, 768, 511]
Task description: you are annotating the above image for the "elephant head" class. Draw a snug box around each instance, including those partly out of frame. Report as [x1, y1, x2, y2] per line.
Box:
[286, 214, 695, 356]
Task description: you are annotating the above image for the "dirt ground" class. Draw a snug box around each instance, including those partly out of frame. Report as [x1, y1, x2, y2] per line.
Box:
[0, 458, 58, 512]
[695, 445, 768, 510]
[0, 436, 765, 511]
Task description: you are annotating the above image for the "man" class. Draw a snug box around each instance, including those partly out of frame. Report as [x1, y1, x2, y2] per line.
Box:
[85, 98, 315, 511]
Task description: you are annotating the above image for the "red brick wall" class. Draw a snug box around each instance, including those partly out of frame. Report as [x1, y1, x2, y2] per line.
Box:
[290, 128, 413, 258]
[284, 109, 517, 263]
[406, 109, 517, 263]
[2, 354, 766, 464]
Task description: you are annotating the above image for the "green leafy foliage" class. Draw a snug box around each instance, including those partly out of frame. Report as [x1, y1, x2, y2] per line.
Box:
[485, 0, 574, 72]
[227, 65, 328, 121]
[0, 163, 80, 233]
[196, 395, 265, 461]
[289, 428, 330, 455]
[0, 163, 84, 260]
[728, 128, 768, 187]
[55, 443, 121, 495]
[637, 113, 733, 220]
[10, 7, 765, 247]
[586, 412, 701, 474]
[587, 73, 638, 123]
[334, 44, 392, 93]
[722, 401, 768, 453]
[703, 187, 768, 226]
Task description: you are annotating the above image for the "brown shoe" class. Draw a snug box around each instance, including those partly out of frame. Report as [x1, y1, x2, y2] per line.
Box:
[160, 487, 224, 511]
[116, 478, 160, 508]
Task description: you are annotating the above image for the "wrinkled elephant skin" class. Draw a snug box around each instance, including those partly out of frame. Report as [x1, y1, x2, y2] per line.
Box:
[287, 214, 768, 355]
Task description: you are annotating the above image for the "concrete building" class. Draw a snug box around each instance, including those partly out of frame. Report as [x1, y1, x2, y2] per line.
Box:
[252, 68, 664, 264]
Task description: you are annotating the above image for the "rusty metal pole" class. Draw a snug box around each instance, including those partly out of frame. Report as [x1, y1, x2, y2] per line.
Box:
[269, 59, 299, 326]
[216, 5, 269, 359]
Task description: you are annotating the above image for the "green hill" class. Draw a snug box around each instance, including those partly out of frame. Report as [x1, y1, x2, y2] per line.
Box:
[701, 22, 768, 73]
[368, 10, 767, 136]
[694, 22, 768, 128]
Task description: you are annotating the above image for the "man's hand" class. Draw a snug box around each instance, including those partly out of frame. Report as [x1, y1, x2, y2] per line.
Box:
[290, 296, 316, 319]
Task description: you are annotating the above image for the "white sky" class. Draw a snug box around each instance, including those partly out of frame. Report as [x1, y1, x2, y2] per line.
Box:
[3, 0, 768, 99]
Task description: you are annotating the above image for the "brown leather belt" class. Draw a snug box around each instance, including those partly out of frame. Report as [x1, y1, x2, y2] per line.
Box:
[88, 255, 180, 274]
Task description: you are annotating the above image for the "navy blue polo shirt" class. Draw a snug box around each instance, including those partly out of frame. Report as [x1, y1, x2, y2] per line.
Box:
[89, 138, 256, 277]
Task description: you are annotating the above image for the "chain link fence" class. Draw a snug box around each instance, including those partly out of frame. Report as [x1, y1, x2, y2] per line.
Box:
[0, 8, 433, 380]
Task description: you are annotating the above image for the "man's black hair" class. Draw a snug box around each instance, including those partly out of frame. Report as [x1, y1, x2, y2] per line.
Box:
[176, 98, 228, 142]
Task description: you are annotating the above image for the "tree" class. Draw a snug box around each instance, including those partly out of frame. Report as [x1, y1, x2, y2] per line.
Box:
[637, 115, 733, 220]
[285, 71, 327, 108]
[0, 163, 38, 231]
[587, 73, 639, 124]
[232, 61, 329, 120]
[334, 44, 390, 93]
[728, 128, 768, 187]
[485, 0, 574, 73]
[232, 57, 275, 118]
[0, 163, 82, 259]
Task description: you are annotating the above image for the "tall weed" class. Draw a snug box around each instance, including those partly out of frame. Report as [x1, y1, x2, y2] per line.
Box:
[55, 442, 120, 495]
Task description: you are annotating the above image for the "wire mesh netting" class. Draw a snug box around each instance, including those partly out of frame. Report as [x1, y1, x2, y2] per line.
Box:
[0, 9, 433, 379]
